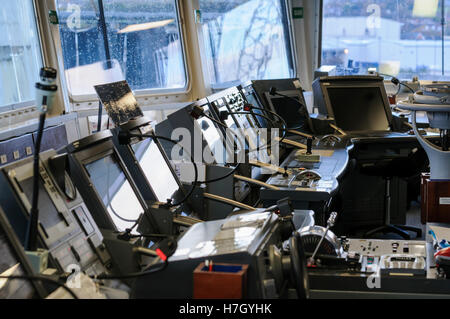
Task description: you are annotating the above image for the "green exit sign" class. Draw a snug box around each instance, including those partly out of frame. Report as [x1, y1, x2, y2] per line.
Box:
[292, 7, 304, 19]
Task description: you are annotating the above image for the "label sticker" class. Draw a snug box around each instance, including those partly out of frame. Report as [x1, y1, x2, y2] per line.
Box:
[0, 154, 7, 164]
[439, 197, 450, 205]
[292, 7, 304, 19]
[13, 150, 20, 160]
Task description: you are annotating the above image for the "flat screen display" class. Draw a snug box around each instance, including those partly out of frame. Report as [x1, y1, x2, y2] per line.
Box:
[327, 87, 390, 131]
[85, 155, 143, 232]
[131, 139, 180, 203]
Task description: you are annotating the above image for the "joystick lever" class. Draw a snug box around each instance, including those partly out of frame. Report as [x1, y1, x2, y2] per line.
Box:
[307, 212, 338, 266]
[306, 137, 313, 155]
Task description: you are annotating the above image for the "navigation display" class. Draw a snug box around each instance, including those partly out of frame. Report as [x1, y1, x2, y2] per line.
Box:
[131, 138, 180, 203]
[85, 155, 143, 231]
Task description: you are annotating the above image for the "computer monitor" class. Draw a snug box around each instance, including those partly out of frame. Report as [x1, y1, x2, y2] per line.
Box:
[66, 131, 148, 233]
[0, 207, 46, 298]
[0, 150, 114, 276]
[265, 90, 312, 131]
[113, 117, 184, 205]
[131, 137, 180, 203]
[84, 153, 144, 232]
[251, 79, 314, 133]
[312, 76, 393, 132]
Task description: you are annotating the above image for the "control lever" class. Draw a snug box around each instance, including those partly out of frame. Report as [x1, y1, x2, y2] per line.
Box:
[283, 166, 289, 178]
[306, 138, 313, 155]
[307, 212, 337, 266]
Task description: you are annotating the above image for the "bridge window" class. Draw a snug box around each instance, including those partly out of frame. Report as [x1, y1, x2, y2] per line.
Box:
[56, 0, 187, 99]
[0, 1, 42, 110]
[199, 0, 296, 88]
[321, 0, 450, 80]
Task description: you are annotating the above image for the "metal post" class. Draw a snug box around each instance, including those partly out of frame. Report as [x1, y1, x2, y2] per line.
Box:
[96, 0, 112, 132]
[442, 0, 446, 76]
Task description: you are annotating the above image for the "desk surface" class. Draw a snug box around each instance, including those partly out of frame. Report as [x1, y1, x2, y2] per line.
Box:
[260, 144, 350, 203]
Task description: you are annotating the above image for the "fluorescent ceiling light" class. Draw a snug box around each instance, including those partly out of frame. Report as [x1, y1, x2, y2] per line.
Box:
[118, 19, 174, 34]
[413, 0, 439, 18]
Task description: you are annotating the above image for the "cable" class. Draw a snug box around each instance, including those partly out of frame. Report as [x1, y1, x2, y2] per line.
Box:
[225, 111, 283, 153]
[203, 113, 228, 129]
[92, 237, 177, 280]
[268, 87, 312, 132]
[0, 274, 79, 299]
[378, 72, 416, 93]
[127, 233, 169, 239]
[25, 112, 46, 251]
[93, 259, 168, 280]
[105, 158, 138, 224]
[26, 67, 58, 252]
[244, 105, 288, 142]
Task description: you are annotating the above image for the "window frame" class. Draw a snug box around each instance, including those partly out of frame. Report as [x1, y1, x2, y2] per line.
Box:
[54, 0, 191, 104]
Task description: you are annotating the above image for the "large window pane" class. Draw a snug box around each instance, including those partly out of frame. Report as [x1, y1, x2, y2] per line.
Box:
[56, 0, 186, 97]
[322, 0, 450, 80]
[200, 0, 295, 86]
[0, 1, 42, 109]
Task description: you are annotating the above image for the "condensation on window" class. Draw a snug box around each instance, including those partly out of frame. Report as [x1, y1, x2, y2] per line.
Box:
[56, 0, 187, 97]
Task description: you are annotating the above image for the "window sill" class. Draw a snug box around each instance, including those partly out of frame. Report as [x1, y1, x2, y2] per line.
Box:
[0, 113, 77, 142]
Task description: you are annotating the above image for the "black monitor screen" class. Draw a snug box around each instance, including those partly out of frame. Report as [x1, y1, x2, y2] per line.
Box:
[131, 139, 180, 203]
[85, 155, 143, 232]
[269, 95, 307, 129]
[327, 87, 390, 131]
[0, 220, 37, 298]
